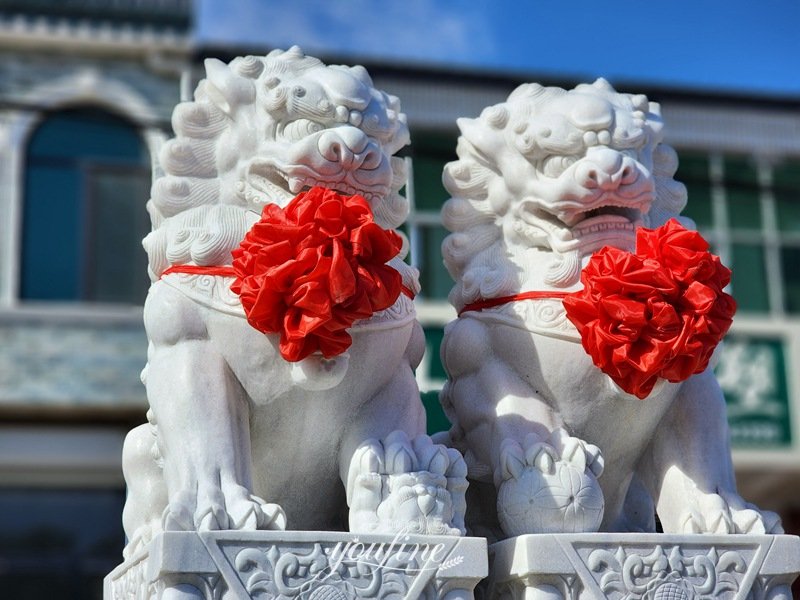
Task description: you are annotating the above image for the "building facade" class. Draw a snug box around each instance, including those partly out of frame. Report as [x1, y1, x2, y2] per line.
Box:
[0, 3, 798, 597]
[0, 1, 190, 596]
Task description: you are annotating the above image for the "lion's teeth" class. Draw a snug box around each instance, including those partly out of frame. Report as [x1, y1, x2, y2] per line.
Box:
[288, 177, 304, 193]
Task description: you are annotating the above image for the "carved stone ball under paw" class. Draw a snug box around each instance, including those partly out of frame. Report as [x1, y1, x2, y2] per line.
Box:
[497, 455, 604, 537]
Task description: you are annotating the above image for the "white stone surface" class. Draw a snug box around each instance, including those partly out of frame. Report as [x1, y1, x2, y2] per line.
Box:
[439, 79, 782, 537]
[121, 48, 467, 561]
[487, 533, 800, 599]
[105, 531, 487, 600]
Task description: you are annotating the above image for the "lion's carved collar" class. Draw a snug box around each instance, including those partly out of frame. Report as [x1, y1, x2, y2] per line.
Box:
[460, 293, 581, 342]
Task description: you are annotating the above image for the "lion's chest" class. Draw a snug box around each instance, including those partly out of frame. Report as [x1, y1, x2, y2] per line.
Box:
[485, 318, 680, 461]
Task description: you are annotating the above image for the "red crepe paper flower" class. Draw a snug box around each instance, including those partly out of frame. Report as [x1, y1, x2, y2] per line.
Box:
[563, 219, 736, 399]
[230, 187, 403, 362]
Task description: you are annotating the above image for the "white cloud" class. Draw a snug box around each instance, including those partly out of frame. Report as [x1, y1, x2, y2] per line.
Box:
[196, 0, 496, 68]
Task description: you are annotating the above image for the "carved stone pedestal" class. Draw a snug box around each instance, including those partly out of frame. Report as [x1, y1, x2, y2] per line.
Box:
[486, 533, 800, 599]
[105, 531, 487, 600]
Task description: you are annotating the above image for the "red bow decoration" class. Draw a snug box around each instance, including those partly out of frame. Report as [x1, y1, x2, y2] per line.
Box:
[563, 219, 736, 399]
[230, 187, 403, 362]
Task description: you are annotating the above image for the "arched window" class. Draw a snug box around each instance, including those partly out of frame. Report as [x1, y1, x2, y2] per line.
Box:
[20, 108, 151, 304]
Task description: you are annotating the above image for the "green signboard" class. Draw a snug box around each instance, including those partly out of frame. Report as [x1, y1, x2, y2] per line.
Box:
[715, 336, 792, 448]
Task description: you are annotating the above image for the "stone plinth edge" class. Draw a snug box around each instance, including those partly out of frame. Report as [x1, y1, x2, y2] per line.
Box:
[486, 533, 800, 599]
[104, 530, 488, 599]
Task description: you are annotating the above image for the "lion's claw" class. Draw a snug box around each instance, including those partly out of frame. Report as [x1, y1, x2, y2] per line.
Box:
[162, 485, 286, 532]
[678, 490, 783, 535]
[163, 490, 196, 532]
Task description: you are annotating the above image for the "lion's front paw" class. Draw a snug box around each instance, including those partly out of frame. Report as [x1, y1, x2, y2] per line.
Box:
[496, 428, 605, 536]
[347, 431, 467, 535]
[676, 489, 783, 535]
[163, 484, 286, 532]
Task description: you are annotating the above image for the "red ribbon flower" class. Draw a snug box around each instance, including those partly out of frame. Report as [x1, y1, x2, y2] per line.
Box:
[563, 219, 736, 399]
[231, 187, 403, 362]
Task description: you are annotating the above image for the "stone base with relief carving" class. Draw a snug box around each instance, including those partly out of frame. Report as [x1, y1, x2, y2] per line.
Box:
[485, 533, 800, 599]
[104, 531, 487, 600]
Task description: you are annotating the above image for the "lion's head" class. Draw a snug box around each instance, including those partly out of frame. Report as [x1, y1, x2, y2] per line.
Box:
[442, 79, 688, 311]
[145, 47, 411, 279]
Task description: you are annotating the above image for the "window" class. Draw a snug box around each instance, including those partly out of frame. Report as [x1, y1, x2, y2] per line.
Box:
[21, 108, 151, 304]
[406, 133, 458, 301]
[404, 134, 459, 431]
[677, 153, 800, 316]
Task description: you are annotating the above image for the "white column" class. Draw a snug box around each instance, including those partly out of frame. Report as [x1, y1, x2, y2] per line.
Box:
[0, 109, 37, 306]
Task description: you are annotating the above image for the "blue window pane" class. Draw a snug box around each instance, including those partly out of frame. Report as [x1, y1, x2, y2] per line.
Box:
[21, 165, 82, 299]
[418, 225, 452, 300]
[731, 244, 769, 313]
[411, 134, 456, 211]
[781, 247, 800, 314]
[727, 187, 762, 231]
[676, 153, 713, 228]
[419, 326, 451, 434]
[86, 168, 151, 303]
[21, 108, 150, 303]
[683, 183, 713, 228]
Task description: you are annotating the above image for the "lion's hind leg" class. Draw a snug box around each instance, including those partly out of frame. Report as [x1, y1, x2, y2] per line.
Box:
[144, 285, 286, 533]
[147, 337, 286, 532]
[649, 370, 782, 534]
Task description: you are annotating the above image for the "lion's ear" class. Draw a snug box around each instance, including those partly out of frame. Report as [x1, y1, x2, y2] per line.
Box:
[508, 82, 545, 102]
[592, 78, 614, 91]
[649, 101, 662, 118]
[457, 117, 488, 148]
[201, 58, 255, 115]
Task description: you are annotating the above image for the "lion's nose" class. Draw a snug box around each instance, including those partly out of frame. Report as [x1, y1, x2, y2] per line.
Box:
[576, 148, 637, 191]
[317, 127, 381, 171]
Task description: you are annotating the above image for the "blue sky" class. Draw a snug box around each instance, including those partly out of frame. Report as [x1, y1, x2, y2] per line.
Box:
[197, 0, 800, 98]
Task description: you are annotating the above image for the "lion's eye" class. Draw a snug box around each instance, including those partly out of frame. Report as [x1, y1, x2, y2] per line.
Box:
[542, 155, 578, 178]
[279, 119, 324, 141]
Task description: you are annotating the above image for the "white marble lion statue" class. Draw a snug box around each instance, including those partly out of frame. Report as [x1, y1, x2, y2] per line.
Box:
[121, 47, 466, 558]
[439, 79, 781, 538]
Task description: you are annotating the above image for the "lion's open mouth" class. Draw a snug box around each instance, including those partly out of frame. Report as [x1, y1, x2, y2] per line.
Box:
[571, 205, 642, 237]
[285, 173, 384, 203]
[581, 205, 638, 221]
[247, 162, 387, 206]
[540, 195, 653, 253]
[557, 187, 652, 231]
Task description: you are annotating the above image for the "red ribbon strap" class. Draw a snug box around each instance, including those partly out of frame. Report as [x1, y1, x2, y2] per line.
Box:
[162, 264, 415, 300]
[162, 265, 237, 278]
[459, 290, 571, 315]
